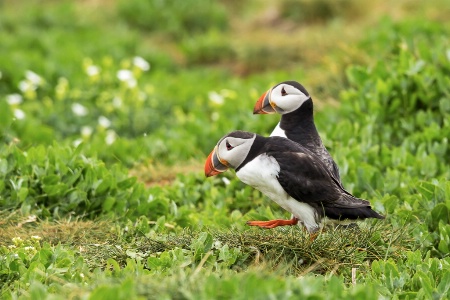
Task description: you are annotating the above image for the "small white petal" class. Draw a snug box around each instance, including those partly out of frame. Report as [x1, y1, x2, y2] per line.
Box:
[117, 70, 133, 81]
[14, 109, 25, 120]
[73, 139, 82, 147]
[18, 80, 34, 92]
[12, 237, 23, 243]
[222, 177, 231, 185]
[208, 91, 224, 105]
[81, 126, 93, 137]
[6, 94, 23, 105]
[213, 240, 223, 249]
[126, 78, 137, 88]
[105, 130, 116, 145]
[25, 70, 42, 85]
[86, 65, 100, 77]
[133, 56, 150, 71]
[71, 103, 88, 116]
[98, 116, 111, 128]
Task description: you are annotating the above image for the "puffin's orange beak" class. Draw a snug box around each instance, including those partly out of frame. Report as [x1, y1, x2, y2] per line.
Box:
[204, 147, 229, 177]
[253, 90, 276, 114]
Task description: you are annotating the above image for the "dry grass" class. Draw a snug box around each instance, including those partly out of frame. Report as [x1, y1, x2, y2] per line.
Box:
[130, 160, 203, 187]
[1, 210, 412, 276]
[137, 222, 412, 276]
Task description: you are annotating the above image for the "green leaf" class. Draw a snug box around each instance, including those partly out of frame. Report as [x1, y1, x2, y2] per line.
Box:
[94, 178, 112, 196]
[417, 181, 436, 201]
[117, 177, 137, 190]
[437, 271, 450, 296]
[429, 204, 449, 231]
[102, 196, 115, 212]
[407, 60, 426, 75]
[414, 270, 434, 296]
[42, 183, 68, 197]
[191, 232, 213, 261]
[42, 175, 60, 185]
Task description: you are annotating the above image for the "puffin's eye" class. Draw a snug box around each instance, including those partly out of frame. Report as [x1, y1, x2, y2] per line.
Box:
[281, 87, 288, 96]
[226, 141, 233, 151]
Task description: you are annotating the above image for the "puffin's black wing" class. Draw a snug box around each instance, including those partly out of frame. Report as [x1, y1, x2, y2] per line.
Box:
[264, 137, 373, 209]
[274, 149, 385, 220]
[330, 160, 342, 183]
[273, 151, 368, 206]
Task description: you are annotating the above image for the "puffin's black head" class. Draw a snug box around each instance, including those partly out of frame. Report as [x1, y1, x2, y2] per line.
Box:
[205, 131, 256, 177]
[253, 80, 311, 115]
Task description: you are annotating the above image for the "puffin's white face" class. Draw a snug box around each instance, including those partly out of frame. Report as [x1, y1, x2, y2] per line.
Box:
[205, 132, 256, 177]
[253, 82, 310, 115]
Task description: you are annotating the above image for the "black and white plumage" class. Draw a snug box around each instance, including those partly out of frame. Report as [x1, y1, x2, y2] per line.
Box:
[204, 131, 384, 233]
[253, 81, 342, 184]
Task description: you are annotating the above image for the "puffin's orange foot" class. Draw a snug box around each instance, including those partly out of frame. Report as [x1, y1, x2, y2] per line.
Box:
[246, 218, 298, 229]
[309, 232, 319, 242]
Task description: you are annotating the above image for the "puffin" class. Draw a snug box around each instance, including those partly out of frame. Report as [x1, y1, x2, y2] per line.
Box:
[253, 81, 342, 183]
[204, 130, 384, 234]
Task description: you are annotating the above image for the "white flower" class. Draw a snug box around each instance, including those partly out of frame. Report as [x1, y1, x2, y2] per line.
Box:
[117, 70, 136, 88]
[105, 130, 116, 145]
[133, 56, 150, 71]
[14, 109, 26, 120]
[17, 70, 43, 93]
[208, 91, 224, 105]
[213, 240, 223, 249]
[24, 246, 35, 251]
[6, 94, 23, 105]
[81, 126, 93, 137]
[98, 116, 111, 128]
[25, 70, 42, 85]
[222, 177, 231, 185]
[18, 80, 35, 92]
[12, 237, 23, 244]
[80, 273, 85, 278]
[117, 70, 133, 81]
[71, 103, 88, 116]
[73, 139, 82, 147]
[86, 65, 100, 77]
[31, 235, 41, 240]
[127, 78, 137, 88]
[8, 245, 16, 249]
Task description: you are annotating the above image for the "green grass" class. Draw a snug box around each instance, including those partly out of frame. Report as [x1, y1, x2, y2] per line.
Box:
[1, 0, 450, 299]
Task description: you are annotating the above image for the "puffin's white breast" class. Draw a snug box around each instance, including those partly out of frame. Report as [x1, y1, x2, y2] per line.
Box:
[270, 122, 287, 138]
[236, 154, 319, 232]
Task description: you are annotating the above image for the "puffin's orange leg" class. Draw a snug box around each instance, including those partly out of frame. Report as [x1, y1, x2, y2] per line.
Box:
[246, 217, 298, 229]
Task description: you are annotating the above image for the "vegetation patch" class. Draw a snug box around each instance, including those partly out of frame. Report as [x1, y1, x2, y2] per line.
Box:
[1, 0, 450, 298]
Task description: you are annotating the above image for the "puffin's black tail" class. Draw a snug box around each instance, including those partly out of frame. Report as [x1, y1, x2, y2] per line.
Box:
[324, 206, 385, 221]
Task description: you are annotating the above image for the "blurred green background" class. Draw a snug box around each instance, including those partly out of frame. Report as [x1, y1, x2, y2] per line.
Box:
[1, 0, 449, 167]
[1, 0, 450, 299]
